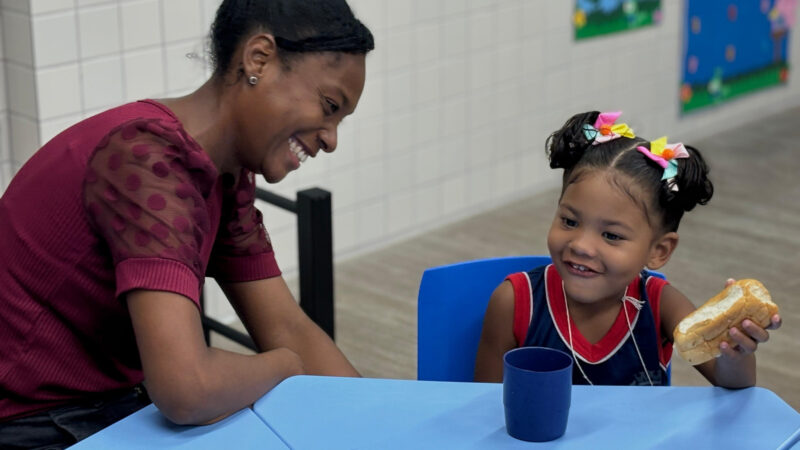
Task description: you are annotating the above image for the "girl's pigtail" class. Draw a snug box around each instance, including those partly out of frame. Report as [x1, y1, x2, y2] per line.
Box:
[546, 111, 600, 170]
[670, 145, 713, 212]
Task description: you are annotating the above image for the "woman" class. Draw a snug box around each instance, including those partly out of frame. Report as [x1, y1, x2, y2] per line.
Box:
[0, 0, 374, 447]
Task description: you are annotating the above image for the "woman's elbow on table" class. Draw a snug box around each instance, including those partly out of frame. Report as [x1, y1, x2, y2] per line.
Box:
[152, 398, 205, 426]
[145, 369, 217, 425]
[147, 347, 307, 425]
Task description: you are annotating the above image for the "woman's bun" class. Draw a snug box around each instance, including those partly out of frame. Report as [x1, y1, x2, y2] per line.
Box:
[673, 279, 778, 365]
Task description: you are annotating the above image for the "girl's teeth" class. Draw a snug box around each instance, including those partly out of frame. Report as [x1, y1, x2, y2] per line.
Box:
[572, 263, 588, 272]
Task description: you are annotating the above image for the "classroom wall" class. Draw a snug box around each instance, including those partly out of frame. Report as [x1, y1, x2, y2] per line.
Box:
[1, 0, 799, 323]
[0, 2, 11, 190]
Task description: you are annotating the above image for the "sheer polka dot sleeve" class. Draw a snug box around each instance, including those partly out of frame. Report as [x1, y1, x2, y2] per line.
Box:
[83, 118, 218, 305]
[207, 169, 281, 282]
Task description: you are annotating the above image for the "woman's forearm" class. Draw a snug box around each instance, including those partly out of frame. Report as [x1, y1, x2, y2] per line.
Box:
[279, 316, 361, 377]
[147, 346, 304, 425]
[222, 277, 361, 378]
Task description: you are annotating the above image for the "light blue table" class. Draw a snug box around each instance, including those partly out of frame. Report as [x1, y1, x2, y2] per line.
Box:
[253, 376, 800, 449]
[69, 403, 287, 449]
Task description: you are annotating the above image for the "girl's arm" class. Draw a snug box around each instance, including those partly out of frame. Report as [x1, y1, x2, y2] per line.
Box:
[127, 289, 305, 425]
[219, 276, 361, 377]
[660, 282, 780, 388]
[474, 281, 518, 382]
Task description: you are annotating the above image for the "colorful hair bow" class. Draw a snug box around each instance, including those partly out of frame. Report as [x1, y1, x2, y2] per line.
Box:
[582, 111, 636, 145]
[636, 137, 690, 191]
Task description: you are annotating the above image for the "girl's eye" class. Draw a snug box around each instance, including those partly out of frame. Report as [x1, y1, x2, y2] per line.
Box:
[602, 232, 623, 241]
[562, 217, 578, 228]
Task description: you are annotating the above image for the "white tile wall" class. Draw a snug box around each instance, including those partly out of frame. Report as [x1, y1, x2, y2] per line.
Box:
[76, 0, 111, 8]
[8, 113, 39, 164]
[328, 119, 356, 172]
[0, 42, 6, 119]
[163, 41, 208, 94]
[2, 0, 800, 323]
[333, 207, 357, 254]
[123, 48, 166, 99]
[0, 6, 10, 192]
[0, 160, 12, 190]
[2, 9, 33, 65]
[32, 10, 78, 67]
[80, 56, 123, 111]
[386, 1, 413, 30]
[386, 189, 415, 235]
[161, 0, 204, 43]
[5, 62, 36, 117]
[31, 0, 75, 15]
[2, 1, 31, 14]
[78, 5, 121, 59]
[120, 0, 162, 51]
[39, 113, 79, 144]
[36, 64, 81, 119]
[0, 112, 9, 163]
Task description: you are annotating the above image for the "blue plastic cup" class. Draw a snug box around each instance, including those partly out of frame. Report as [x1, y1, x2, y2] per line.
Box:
[503, 346, 573, 442]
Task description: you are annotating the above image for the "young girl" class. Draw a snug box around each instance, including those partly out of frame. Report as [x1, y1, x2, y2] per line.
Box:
[474, 111, 781, 387]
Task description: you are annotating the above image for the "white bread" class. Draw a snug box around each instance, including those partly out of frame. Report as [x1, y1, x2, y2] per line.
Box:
[673, 279, 777, 365]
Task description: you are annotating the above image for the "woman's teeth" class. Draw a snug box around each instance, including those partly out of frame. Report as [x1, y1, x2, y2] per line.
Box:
[289, 138, 309, 163]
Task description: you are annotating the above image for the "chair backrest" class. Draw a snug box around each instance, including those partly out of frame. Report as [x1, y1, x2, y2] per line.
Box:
[417, 256, 670, 384]
[417, 255, 552, 382]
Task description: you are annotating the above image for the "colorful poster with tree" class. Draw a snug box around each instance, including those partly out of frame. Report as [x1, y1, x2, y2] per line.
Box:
[681, 0, 796, 113]
[574, 0, 662, 40]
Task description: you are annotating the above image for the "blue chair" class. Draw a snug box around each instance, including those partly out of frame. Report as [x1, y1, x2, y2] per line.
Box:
[416, 255, 669, 383]
[417, 255, 551, 382]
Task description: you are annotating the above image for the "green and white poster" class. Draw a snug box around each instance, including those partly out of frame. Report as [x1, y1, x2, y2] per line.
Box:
[681, 0, 795, 113]
[574, 0, 662, 40]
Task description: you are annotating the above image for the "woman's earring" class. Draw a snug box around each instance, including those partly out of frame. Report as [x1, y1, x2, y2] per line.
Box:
[248, 76, 259, 86]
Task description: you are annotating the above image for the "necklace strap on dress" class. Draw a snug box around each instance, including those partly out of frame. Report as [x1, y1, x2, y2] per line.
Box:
[622, 295, 645, 311]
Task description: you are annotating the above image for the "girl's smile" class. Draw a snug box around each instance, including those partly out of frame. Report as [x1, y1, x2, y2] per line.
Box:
[564, 261, 601, 277]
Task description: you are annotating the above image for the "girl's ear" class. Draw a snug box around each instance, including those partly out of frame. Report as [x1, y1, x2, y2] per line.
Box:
[646, 231, 678, 270]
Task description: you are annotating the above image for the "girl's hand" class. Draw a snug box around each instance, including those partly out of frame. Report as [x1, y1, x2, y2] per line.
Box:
[719, 278, 781, 359]
[720, 314, 781, 358]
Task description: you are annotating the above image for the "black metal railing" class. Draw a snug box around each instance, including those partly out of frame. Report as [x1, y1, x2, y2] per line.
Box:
[200, 187, 335, 351]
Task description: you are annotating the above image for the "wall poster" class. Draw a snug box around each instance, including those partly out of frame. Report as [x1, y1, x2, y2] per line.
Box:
[681, 0, 796, 113]
[574, 0, 663, 40]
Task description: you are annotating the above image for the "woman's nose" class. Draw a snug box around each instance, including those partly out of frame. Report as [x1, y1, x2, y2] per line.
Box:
[318, 128, 337, 153]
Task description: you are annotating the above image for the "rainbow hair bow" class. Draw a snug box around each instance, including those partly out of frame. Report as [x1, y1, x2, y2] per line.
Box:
[582, 111, 636, 145]
[636, 137, 689, 191]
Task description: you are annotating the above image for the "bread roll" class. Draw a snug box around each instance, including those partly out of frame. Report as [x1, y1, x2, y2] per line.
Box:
[673, 279, 777, 365]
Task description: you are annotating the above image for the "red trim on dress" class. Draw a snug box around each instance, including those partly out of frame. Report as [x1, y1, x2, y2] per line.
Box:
[645, 276, 673, 367]
[545, 265, 642, 364]
[508, 272, 532, 347]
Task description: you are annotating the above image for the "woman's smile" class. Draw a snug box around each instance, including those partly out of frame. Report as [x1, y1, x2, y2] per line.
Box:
[288, 136, 311, 164]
